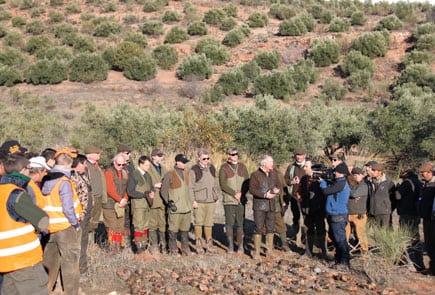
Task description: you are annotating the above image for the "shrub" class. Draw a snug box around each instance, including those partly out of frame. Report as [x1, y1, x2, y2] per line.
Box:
[416, 33, 435, 51]
[25, 20, 45, 35]
[289, 59, 318, 91]
[223, 3, 238, 18]
[101, 2, 117, 13]
[222, 28, 246, 47]
[402, 50, 433, 66]
[187, 21, 208, 36]
[201, 44, 230, 65]
[176, 53, 213, 81]
[393, 63, 435, 91]
[143, 1, 159, 12]
[307, 38, 341, 67]
[65, 3, 81, 14]
[202, 84, 225, 104]
[141, 19, 163, 35]
[162, 10, 180, 23]
[80, 12, 95, 22]
[218, 17, 237, 31]
[94, 21, 121, 37]
[124, 32, 148, 48]
[54, 23, 75, 38]
[124, 54, 156, 81]
[0, 65, 21, 86]
[26, 59, 67, 85]
[12, 16, 26, 27]
[413, 23, 435, 39]
[35, 46, 73, 61]
[30, 7, 45, 18]
[216, 68, 249, 95]
[341, 50, 376, 77]
[72, 35, 95, 53]
[0, 10, 12, 21]
[310, 4, 324, 19]
[347, 69, 372, 91]
[0, 25, 7, 38]
[278, 17, 307, 36]
[240, 60, 261, 81]
[50, 0, 64, 6]
[329, 17, 350, 32]
[123, 15, 138, 24]
[164, 26, 189, 44]
[203, 8, 226, 25]
[69, 53, 108, 83]
[247, 12, 268, 28]
[255, 50, 279, 70]
[254, 70, 296, 100]
[48, 10, 65, 23]
[376, 15, 402, 31]
[152, 44, 178, 70]
[102, 46, 116, 68]
[269, 4, 295, 20]
[350, 11, 367, 26]
[298, 12, 316, 32]
[0, 47, 24, 66]
[3, 32, 24, 48]
[351, 31, 390, 58]
[113, 41, 144, 71]
[321, 78, 347, 100]
[318, 10, 334, 24]
[183, 3, 200, 22]
[196, 37, 220, 52]
[26, 35, 51, 55]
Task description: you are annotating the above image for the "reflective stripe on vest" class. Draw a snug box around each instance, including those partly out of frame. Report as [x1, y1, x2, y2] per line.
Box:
[43, 176, 82, 233]
[0, 183, 42, 272]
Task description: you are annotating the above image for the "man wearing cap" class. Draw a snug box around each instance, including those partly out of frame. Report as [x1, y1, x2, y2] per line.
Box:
[249, 155, 280, 259]
[148, 148, 168, 254]
[41, 148, 83, 294]
[160, 154, 192, 256]
[28, 156, 51, 209]
[368, 163, 396, 228]
[0, 140, 27, 155]
[219, 147, 249, 254]
[190, 148, 221, 254]
[0, 154, 49, 295]
[396, 167, 424, 271]
[284, 148, 307, 242]
[103, 153, 129, 253]
[419, 162, 435, 275]
[85, 146, 107, 245]
[346, 167, 369, 255]
[320, 162, 351, 271]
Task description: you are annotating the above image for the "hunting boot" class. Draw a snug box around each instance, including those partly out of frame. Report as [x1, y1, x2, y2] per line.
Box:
[168, 230, 178, 256]
[226, 230, 234, 254]
[180, 231, 190, 256]
[317, 233, 328, 260]
[204, 226, 217, 254]
[148, 230, 159, 254]
[305, 234, 314, 257]
[123, 235, 132, 253]
[236, 231, 244, 254]
[196, 238, 205, 254]
[158, 231, 167, 254]
[265, 233, 274, 257]
[252, 234, 261, 259]
[280, 233, 290, 252]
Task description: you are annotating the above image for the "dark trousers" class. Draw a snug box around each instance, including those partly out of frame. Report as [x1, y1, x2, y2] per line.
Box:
[254, 210, 275, 234]
[79, 210, 92, 274]
[423, 218, 435, 275]
[305, 212, 326, 236]
[224, 204, 245, 233]
[328, 214, 350, 265]
[290, 197, 301, 227]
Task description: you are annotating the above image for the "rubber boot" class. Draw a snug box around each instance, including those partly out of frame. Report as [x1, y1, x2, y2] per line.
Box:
[317, 233, 328, 260]
[158, 231, 167, 254]
[252, 234, 261, 259]
[226, 230, 234, 253]
[280, 233, 290, 252]
[196, 238, 204, 254]
[180, 231, 190, 256]
[204, 226, 217, 254]
[265, 233, 274, 257]
[305, 234, 314, 257]
[123, 235, 132, 253]
[148, 230, 159, 254]
[168, 230, 178, 256]
[236, 232, 244, 254]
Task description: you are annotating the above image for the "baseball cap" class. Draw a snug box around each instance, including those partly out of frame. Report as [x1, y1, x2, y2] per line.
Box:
[0, 140, 27, 154]
[29, 156, 51, 170]
[175, 154, 189, 164]
[351, 167, 364, 175]
[54, 147, 78, 159]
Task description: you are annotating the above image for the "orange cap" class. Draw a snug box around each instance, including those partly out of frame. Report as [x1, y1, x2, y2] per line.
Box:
[54, 147, 78, 159]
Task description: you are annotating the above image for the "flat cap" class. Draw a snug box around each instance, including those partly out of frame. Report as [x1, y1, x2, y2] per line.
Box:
[84, 146, 102, 154]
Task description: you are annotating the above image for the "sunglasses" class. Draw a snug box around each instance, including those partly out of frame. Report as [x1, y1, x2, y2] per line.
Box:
[201, 157, 210, 160]
[115, 163, 126, 167]
[229, 153, 238, 156]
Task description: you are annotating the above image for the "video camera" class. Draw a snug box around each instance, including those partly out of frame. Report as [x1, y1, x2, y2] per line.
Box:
[311, 164, 335, 182]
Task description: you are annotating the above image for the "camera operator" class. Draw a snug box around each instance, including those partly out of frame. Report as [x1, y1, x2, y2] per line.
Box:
[298, 160, 327, 259]
[320, 162, 351, 271]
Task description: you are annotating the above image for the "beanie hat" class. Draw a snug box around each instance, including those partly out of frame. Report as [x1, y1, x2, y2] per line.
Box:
[334, 162, 349, 175]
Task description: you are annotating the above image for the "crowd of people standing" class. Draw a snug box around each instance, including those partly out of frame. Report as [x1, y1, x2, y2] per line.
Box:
[0, 140, 434, 295]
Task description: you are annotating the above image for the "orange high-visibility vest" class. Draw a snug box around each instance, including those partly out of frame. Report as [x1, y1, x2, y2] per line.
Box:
[0, 184, 43, 272]
[27, 180, 45, 209]
[43, 176, 82, 233]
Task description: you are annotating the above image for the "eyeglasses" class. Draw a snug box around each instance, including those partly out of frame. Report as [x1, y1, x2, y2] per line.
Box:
[123, 152, 131, 155]
[201, 157, 210, 160]
[229, 153, 238, 156]
[115, 163, 126, 167]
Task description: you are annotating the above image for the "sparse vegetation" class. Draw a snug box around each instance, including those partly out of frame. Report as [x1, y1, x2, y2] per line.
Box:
[176, 53, 213, 81]
[152, 44, 178, 70]
[307, 38, 341, 67]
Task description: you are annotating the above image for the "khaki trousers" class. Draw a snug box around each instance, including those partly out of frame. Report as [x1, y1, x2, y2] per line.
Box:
[345, 213, 368, 252]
